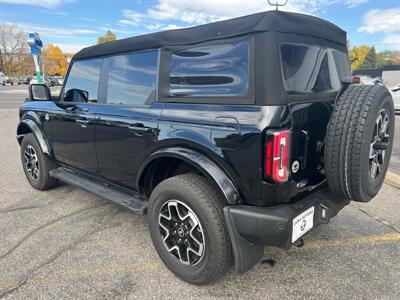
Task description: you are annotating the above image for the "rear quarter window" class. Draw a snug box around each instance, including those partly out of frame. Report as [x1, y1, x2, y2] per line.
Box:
[280, 43, 350, 94]
[169, 42, 249, 97]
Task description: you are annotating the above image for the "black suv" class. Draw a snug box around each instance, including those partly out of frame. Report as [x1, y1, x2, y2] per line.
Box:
[17, 11, 395, 284]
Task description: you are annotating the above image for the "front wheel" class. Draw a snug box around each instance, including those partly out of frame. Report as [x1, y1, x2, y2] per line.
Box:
[20, 133, 58, 190]
[147, 174, 233, 284]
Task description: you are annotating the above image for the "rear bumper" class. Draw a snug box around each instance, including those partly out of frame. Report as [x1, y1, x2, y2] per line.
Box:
[224, 187, 349, 273]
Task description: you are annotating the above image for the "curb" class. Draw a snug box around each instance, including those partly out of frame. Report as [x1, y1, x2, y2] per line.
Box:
[385, 171, 400, 189]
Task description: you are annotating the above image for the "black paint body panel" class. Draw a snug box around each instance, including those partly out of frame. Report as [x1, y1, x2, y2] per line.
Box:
[18, 98, 333, 206]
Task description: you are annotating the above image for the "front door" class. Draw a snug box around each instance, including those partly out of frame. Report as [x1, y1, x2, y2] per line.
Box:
[94, 50, 160, 189]
[48, 103, 98, 173]
[47, 58, 103, 174]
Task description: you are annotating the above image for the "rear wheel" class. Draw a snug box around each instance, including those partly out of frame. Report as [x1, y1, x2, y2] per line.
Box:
[20, 133, 58, 190]
[325, 85, 395, 202]
[147, 173, 233, 284]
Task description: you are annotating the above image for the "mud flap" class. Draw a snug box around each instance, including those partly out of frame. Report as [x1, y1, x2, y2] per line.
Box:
[223, 207, 264, 273]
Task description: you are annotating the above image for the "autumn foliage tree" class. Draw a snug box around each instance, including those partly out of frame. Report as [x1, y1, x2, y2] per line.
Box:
[349, 45, 371, 70]
[97, 30, 117, 44]
[42, 44, 68, 76]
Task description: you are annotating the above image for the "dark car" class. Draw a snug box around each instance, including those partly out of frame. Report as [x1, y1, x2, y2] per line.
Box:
[18, 75, 32, 85]
[16, 11, 395, 284]
[3, 76, 15, 85]
[44, 76, 58, 87]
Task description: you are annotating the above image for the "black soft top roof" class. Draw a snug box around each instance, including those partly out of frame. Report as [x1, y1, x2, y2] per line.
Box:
[74, 10, 346, 60]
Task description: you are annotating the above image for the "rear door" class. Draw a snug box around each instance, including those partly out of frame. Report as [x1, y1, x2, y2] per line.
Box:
[47, 58, 102, 174]
[94, 50, 161, 188]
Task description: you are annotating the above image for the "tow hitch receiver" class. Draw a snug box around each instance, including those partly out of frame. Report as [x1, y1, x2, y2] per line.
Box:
[224, 187, 349, 273]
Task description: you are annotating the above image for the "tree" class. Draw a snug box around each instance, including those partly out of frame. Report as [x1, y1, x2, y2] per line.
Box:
[359, 46, 377, 69]
[349, 45, 371, 70]
[97, 30, 116, 44]
[42, 44, 68, 75]
[0, 22, 29, 75]
[376, 50, 400, 67]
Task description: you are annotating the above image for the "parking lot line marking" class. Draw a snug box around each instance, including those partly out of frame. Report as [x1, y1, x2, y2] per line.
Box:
[384, 171, 400, 189]
[303, 232, 400, 250]
[0, 233, 398, 289]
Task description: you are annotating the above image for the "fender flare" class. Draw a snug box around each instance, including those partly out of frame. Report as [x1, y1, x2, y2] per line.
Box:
[137, 147, 241, 204]
[16, 118, 51, 156]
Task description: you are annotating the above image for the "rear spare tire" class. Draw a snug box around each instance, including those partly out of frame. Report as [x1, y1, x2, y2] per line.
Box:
[325, 84, 395, 202]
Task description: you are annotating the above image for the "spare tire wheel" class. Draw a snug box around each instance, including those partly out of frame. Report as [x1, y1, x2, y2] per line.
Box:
[325, 84, 395, 202]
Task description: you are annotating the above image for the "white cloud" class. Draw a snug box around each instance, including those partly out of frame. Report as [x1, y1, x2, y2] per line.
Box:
[119, 9, 146, 26]
[358, 7, 400, 49]
[345, 0, 368, 8]
[145, 0, 307, 25]
[382, 34, 400, 49]
[118, 0, 341, 30]
[53, 43, 89, 53]
[10, 22, 98, 38]
[163, 24, 184, 30]
[0, 0, 65, 8]
[358, 8, 400, 34]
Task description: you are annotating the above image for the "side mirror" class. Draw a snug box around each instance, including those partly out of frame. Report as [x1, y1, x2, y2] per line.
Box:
[64, 88, 89, 103]
[29, 84, 51, 101]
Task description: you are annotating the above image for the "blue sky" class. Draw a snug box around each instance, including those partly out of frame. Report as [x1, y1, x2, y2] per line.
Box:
[0, 0, 399, 53]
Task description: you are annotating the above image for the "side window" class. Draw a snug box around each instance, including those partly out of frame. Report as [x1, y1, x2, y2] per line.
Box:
[332, 50, 351, 81]
[63, 59, 102, 103]
[106, 51, 158, 105]
[169, 42, 249, 97]
[280, 44, 350, 94]
[281, 44, 330, 93]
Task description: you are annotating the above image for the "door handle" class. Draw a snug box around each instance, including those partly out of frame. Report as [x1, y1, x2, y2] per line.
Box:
[128, 124, 153, 133]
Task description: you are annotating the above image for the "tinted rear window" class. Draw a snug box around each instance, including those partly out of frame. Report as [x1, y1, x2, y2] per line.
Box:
[169, 42, 249, 97]
[280, 44, 350, 93]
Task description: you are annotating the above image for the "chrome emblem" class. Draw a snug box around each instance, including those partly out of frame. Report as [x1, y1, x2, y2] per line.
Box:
[292, 160, 300, 173]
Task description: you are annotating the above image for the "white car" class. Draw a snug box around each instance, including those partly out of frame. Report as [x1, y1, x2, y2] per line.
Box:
[30, 78, 52, 87]
[390, 83, 400, 112]
[358, 76, 383, 85]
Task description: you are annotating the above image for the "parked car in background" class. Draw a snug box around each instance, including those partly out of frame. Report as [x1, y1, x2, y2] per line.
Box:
[43, 76, 56, 87]
[382, 65, 400, 88]
[358, 76, 383, 85]
[18, 75, 32, 85]
[391, 83, 400, 112]
[55, 76, 64, 85]
[0, 72, 5, 85]
[30, 77, 52, 87]
[3, 76, 15, 85]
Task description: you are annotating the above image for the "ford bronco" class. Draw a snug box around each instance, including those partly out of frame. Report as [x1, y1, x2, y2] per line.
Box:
[17, 11, 395, 284]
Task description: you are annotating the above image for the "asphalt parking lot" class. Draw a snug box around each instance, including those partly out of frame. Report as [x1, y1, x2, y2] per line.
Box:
[0, 85, 399, 299]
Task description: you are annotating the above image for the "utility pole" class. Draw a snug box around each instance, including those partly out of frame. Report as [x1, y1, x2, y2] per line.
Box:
[0, 47, 3, 72]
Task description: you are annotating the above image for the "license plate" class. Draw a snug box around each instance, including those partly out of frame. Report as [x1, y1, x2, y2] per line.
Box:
[292, 206, 314, 243]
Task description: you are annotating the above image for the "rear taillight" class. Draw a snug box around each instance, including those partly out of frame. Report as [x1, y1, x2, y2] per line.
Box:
[264, 129, 291, 183]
